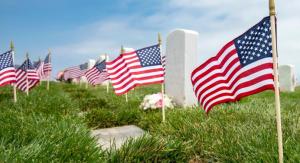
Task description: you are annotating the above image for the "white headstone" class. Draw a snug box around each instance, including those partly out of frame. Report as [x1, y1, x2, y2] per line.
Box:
[99, 54, 110, 61]
[87, 59, 96, 69]
[123, 47, 135, 53]
[279, 65, 296, 92]
[165, 29, 199, 107]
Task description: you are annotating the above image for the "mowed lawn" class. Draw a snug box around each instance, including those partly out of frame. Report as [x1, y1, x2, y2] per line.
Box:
[0, 82, 299, 162]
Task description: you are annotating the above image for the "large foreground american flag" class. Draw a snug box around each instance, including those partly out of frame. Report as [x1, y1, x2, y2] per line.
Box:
[85, 60, 108, 86]
[0, 50, 16, 86]
[107, 44, 164, 95]
[16, 58, 40, 91]
[64, 63, 88, 80]
[191, 16, 274, 113]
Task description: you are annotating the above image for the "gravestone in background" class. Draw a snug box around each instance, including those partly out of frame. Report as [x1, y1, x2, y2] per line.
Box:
[279, 65, 296, 92]
[165, 29, 199, 107]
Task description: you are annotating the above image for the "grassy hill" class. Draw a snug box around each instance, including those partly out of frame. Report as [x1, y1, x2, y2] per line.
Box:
[0, 83, 299, 162]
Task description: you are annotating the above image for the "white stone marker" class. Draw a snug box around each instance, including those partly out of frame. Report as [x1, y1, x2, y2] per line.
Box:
[279, 65, 296, 92]
[87, 59, 96, 69]
[91, 125, 144, 150]
[165, 29, 199, 107]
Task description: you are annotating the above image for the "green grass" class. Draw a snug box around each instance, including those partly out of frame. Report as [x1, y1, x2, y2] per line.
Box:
[0, 83, 104, 162]
[0, 82, 299, 162]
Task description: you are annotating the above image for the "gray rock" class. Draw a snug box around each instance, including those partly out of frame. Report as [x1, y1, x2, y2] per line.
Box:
[91, 125, 144, 150]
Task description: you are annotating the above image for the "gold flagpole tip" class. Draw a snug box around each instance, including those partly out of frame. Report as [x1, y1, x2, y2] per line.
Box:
[10, 41, 15, 51]
[269, 0, 276, 16]
[158, 33, 162, 45]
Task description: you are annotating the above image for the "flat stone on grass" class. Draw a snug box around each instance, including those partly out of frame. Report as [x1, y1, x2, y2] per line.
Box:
[91, 125, 144, 150]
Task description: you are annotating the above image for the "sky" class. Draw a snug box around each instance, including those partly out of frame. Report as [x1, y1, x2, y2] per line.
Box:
[0, 0, 299, 81]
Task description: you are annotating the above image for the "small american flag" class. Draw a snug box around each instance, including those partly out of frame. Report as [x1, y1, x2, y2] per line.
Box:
[16, 58, 40, 91]
[191, 17, 274, 113]
[0, 50, 16, 86]
[43, 53, 52, 78]
[85, 60, 108, 86]
[64, 63, 88, 80]
[107, 44, 164, 95]
[33, 59, 44, 79]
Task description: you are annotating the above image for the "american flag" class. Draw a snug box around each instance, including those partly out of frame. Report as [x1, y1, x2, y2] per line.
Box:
[64, 63, 88, 80]
[16, 58, 40, 91]
[85, 60, 108, 86]
[0, 51, 16, 86]
[191, 16, 274, 113]
[43, 53, 52, 78]
[107, 44, 164, 95]
[33, 59, 44, 79]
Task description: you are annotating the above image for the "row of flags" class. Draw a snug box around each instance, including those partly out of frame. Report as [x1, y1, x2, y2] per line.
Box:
[61, 44, 166, 95]
[0, 49, 52, 94]
[106, 44, 164, 95]
[60, 17, 275, 114]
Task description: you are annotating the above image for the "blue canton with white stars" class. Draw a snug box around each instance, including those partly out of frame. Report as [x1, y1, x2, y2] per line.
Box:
[0, 51, 14, 70]
[136, 44, 162, 67]
[44, 54, 50, 63]
[19, 59, 35, 71]
[95, 60, 106, 72]
[80, 63, 88, 70]
[33, 60, 41, 68]
[234, 17, 272, 67]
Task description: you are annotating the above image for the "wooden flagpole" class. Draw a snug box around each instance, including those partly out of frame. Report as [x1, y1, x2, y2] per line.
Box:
[158, 33, 165, 122]
[47, 49, 51, 90]
[10, 41, 17, 102]
[105, 54, 109, 93]
[269, 0, 283, 162]
[121, 46, 128, 102]
[25, 53, 29, 96]
[85, 80, 88, 89]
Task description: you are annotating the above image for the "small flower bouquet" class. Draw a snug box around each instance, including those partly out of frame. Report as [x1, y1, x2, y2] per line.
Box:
[140, 93, 174, 110]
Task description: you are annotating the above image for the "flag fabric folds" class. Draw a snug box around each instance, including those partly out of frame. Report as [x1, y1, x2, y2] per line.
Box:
[107, 44, 164, 95]
[16, 58, 39, 91]
[33, 59, 44, 79]
[43, 53, 52, 78]
[191, 16, 274, 113]
[85, 60, 108, 86]
[34, 54, 52, 80]
[64, 63, 88, 80]
[0, 51, 16, 86]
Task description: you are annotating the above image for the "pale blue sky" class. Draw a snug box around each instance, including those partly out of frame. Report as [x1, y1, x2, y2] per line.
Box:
[0, 0, 299, 81]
